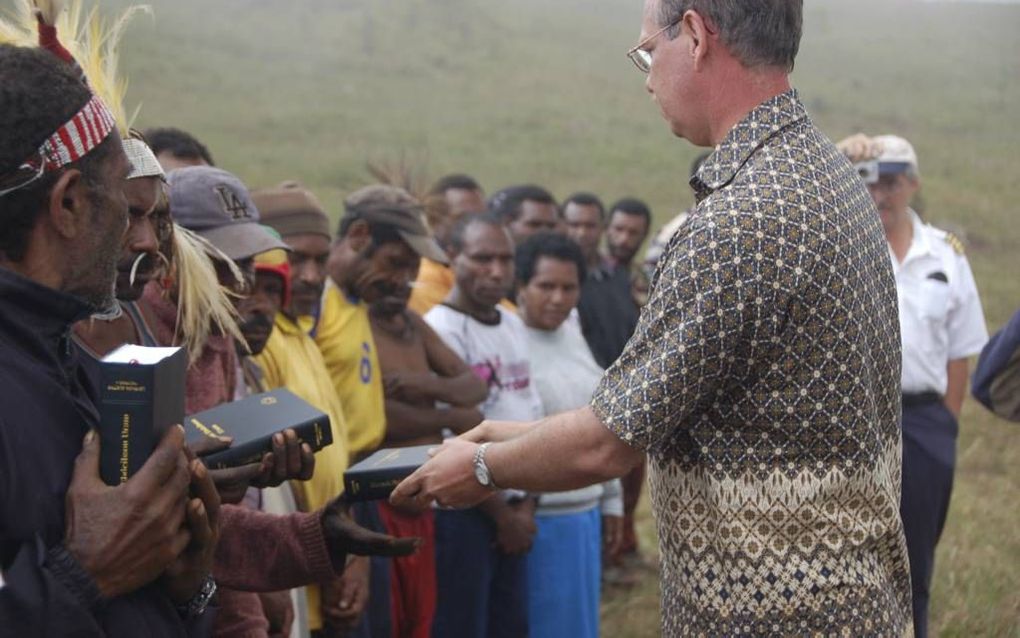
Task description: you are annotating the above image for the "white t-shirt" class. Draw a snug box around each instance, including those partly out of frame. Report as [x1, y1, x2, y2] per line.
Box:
[892, 210, 988, 394]
[524, 319, 623, 517]
[425, 304, 544, 422]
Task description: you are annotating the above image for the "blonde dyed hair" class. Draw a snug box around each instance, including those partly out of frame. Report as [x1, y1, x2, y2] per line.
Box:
[0, 0, 151, 135]
[169, 226, 247, 363]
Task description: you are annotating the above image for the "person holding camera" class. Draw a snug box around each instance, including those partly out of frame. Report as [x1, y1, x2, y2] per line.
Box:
[840, 133, 989, 638]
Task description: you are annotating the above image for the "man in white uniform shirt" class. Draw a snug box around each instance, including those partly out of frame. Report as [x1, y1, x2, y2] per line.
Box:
[844, 134, 988, 637]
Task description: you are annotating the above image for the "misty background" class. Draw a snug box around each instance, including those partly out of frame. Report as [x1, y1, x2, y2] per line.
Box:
[4, 0, 1018, 634]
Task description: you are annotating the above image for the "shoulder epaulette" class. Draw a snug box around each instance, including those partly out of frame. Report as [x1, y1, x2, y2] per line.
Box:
[944, 232, 965, 255]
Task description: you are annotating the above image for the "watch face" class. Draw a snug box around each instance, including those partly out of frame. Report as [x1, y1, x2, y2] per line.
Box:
[474, 463, 489, 486]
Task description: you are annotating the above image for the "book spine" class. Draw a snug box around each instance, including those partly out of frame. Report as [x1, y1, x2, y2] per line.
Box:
[200, 415, 332, 470]
[99, 364, 156, 485]
[343, 467, 413, 502]
[153, 348, 187, 441]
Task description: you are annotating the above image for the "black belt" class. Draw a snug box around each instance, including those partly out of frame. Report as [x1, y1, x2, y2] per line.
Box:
[902, 391, 942, 408]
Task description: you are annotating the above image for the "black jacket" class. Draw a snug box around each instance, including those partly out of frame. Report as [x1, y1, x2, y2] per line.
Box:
[0, 267, 197, 637]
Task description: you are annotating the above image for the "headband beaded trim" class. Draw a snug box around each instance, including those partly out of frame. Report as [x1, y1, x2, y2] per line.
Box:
[0, 93, 116, 196]
[40, 93, 117, 169]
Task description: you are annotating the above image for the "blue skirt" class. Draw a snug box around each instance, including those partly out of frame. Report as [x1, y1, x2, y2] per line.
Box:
[527, 506, 602, 638]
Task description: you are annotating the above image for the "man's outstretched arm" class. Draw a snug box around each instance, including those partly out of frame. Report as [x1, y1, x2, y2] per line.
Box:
[390, 406, 644, 510]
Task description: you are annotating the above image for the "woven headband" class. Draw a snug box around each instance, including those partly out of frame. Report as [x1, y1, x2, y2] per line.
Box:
[0, 93, 116, 196]
[123, 137, 165, 181]
[39, 93, 117, 169]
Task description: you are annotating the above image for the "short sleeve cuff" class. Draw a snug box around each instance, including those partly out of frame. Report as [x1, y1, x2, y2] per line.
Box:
[591, 390, 650, 453]
[948, 332, 989, 361]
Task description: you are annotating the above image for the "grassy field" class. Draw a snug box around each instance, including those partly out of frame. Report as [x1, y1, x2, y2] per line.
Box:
[9, 0, 1018, 634]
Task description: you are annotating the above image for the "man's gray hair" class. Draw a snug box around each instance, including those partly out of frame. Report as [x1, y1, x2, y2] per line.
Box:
[659, 0, 803, 72]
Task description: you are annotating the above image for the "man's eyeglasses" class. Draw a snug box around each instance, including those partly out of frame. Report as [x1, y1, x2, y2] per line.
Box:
[626, 15, 683, 73]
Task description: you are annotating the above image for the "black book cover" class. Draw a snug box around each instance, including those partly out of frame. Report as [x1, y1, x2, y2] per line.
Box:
[99, 345, 187, 485]
[343, 444, 434, 502]
[185, 388, 333, 469]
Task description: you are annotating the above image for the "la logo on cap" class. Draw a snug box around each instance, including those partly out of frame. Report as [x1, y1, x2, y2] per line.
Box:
[215, 185, 251, 220]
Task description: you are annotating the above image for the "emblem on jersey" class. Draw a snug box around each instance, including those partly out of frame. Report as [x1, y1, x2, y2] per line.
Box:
[359, 342, 373, 383]
[943, 232, 965, 255]
[215, 185, 252, 220]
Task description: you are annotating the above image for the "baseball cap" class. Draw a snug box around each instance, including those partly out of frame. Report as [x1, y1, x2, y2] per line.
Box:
[342, 191, 449, 265]
[873, 135, 919, 176]
[168, 166, 289, 261]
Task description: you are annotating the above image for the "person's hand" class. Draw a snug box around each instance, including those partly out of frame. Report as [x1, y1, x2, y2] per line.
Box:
[390, 438, 492, 511]
[493, 500, 537, 555]
[322, 557, 370, 632]
[160, 445, 221, 604]
[835, 133, 883, 163]
[321, 497, 420, 571]
[188, 435, 266, 505]
[459, 420, 534, 444]
[250, 428, 316, 487]
[259, 590, 295, 638]
[602, 515, 624, 557]
[63, 426, 192, 598]
[383, 372, 437, 404]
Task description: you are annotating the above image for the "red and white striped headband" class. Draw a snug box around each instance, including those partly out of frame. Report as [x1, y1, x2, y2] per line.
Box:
[0, 93, 117, 196]
[39, 93, 117, 169]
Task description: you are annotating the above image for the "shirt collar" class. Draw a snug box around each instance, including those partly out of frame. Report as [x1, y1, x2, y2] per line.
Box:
[899, 208, 933, 264]
[690, 89, 808, 201]
[0, 266, 94, 337]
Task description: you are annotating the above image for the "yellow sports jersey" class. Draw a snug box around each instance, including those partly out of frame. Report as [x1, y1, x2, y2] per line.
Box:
[309, 282, 387, 458]
[408, 257, 454, 316]
[253, 313, 350, 630]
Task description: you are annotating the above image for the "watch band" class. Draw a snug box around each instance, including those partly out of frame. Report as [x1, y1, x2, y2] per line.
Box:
[476, 442, 502, 491]
[176, 574, 217, 619]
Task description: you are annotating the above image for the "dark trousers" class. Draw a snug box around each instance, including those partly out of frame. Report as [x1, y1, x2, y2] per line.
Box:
[900, 399, 958, 638]
[432, 508, 528, 638]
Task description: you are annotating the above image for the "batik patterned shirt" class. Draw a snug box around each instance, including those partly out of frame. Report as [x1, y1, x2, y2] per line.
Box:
[591, 90, 912, 637]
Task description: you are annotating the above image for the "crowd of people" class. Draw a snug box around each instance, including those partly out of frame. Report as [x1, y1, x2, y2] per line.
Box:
[1, 1, 1018, 638]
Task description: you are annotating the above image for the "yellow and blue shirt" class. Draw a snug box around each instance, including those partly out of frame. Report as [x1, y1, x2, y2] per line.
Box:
[308, 281, 386, 459]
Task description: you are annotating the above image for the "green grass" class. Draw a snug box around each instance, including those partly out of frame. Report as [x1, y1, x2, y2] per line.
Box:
[7, 0, 1018, 634]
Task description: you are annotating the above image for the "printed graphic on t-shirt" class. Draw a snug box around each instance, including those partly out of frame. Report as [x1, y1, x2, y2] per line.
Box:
[472, 358, 531, 393]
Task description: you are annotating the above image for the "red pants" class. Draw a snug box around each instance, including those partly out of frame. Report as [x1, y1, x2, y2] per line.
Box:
[378, 501, 436, 638]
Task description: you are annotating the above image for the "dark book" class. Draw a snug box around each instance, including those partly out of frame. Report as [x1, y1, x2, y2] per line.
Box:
[185, 388, 333, 469]
[99, 345, 187, 486]
[343, 444, 434, 502]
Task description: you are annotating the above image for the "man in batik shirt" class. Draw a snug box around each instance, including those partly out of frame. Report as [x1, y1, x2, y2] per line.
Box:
[392, 1, 912, 636]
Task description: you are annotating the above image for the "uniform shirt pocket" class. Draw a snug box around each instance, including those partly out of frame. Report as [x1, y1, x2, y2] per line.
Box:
[920, 277, 950, 324]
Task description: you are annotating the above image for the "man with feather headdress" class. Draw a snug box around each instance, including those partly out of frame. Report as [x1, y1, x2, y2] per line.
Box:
[0, 0, 222, 634]
[1, 3, 419, 637]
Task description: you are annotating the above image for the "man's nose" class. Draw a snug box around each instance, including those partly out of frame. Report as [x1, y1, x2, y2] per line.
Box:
[300, 261, 323, 284]
[126, 216, 159, 257]
[490, 260, 511, 280]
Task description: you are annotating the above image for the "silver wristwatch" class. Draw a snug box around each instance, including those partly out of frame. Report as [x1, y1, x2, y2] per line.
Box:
[473, 442, 501, 490]
[177, 574, 217, 619]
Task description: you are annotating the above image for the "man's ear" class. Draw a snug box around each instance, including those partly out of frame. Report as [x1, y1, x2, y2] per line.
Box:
[46, 169, 88, 240]
[344, 219, 371, 253]
[684, 10, 715, 71]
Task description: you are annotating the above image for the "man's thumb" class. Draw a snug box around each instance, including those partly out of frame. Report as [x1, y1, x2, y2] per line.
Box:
[72, 429, 102, 484]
